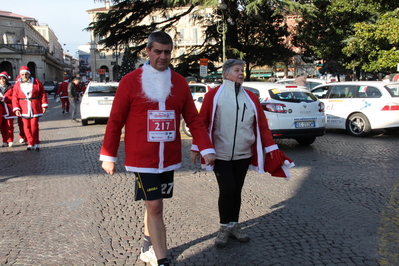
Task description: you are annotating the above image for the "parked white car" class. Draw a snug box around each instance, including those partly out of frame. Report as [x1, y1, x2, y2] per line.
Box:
[311, 81, 399, 136]
[277, 78, 331, 90]
[243, 82, 326, 145]
[80, 81, 119, 126]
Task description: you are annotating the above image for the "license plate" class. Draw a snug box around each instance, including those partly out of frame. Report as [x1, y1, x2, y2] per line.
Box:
[98, 100, 113, 105]
[295, 121, 315, 128]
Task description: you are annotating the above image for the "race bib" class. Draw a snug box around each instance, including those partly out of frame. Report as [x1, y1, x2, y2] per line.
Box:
[147, 110, 176, 142]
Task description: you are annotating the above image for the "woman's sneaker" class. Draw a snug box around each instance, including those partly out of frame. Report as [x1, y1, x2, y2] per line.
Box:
[229, 223, 250, 242]
[215, 225, 231, 248]
[139, 246, 157, 266]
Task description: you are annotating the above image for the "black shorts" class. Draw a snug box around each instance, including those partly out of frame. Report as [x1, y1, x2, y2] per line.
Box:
[134, 171, 174, 201]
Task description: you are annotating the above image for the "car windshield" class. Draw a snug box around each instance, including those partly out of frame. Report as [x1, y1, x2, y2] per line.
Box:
[88, 85, 118, 96]
[242, 86, 260, 97]
[385, 84, 399, 97]
[44, 82, 54, 86]
[269, 89, 317, 102]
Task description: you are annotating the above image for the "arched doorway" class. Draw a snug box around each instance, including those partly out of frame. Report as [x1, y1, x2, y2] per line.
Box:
[99, 65, 109, 82]
[27, 62, 37, 79]
[0, 61, 14, 80]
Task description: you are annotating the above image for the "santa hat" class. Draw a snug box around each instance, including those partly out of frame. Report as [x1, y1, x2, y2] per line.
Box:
[19, 66, 30, 74]
[63, 77, 69, 82]
[264, 149, 295, 180]
[0, 71, 10, 80]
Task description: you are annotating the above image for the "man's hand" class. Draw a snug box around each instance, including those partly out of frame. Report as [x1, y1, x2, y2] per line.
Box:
[191, 151, 201, 164]
[42, 108, 47, 113]
[102, 161, 117, 175]
[15, 110, 21, 117]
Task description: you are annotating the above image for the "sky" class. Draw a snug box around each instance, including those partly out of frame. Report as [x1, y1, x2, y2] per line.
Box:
[1, 0, 106, 58]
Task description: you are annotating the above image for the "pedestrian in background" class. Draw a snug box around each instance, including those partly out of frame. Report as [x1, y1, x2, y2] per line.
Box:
[68, 77, 80, 122]
[191, 58, 294, 248]
[293, 73, 307, 86]
[12, 66, 48, 150]
[0, 71, 26, 147]
[57, 77, 70, 113]
[100, 31, 215, 266]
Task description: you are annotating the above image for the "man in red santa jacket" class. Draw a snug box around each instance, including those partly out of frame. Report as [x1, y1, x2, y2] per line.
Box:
[12, 66, 48, 150]
[56, 77, 70, 113]
[100, 31, 215, 266]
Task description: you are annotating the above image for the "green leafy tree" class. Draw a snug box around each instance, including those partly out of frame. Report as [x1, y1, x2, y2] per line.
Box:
[294, 0, 381, 79]
[343, 9, 399, 73]
[295, 0, 399, 79]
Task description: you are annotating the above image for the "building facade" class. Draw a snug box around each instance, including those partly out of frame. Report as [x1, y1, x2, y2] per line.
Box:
[0, 10, 64, 82]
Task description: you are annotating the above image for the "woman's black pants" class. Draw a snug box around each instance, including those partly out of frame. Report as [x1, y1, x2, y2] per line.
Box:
[213, 158, 251, 224]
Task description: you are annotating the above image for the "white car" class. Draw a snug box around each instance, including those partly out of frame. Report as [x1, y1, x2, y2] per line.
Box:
[277, 78, 331, 90]
[243, 82, 326, 145]
[311, 81, 399, 136]
[80, 81, 119, 126]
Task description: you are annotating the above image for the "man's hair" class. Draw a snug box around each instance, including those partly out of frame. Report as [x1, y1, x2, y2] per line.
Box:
[147, 31, 173, 50]
[222, 59, 245, 79]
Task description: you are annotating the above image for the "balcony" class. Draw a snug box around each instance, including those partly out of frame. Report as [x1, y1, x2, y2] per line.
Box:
[0, 44, 47, 54]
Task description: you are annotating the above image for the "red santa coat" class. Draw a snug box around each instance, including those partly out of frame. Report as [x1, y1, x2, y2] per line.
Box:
[192, 84, 278, 173]
[12, 78, 48, 118]
[100, 67, 214, 173]
[2, 84, 17, 119]
[57, 81, 69, 98]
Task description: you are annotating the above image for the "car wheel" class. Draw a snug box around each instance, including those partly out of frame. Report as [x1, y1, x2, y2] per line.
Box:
[81, 119, 88, 126]
[181, 120, 192, 137]
[346, 113, 371, 137]
[295, 136, 316, 146]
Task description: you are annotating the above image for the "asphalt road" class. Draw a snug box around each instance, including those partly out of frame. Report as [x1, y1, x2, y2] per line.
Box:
[0, 98, 398, 266]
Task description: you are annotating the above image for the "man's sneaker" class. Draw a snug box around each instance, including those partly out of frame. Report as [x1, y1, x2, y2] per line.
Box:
[139, 246, 157, 266]
[26, 145, 33, 150]
[34, 144, 40, 150]
[2, 142, 8, 147]
[215, 225, 231, 248]
[229, 223, 250, 242]
[8, 142, 14, 147]
[19, 139, 26, 144]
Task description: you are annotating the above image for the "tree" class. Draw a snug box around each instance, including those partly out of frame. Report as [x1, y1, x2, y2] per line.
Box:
[294, 0, 381, 79]
[295, 0, 399, 79]
[119, 47, 138, 79]
[89, 0, 306, 79]
[343, 9, 399, 73]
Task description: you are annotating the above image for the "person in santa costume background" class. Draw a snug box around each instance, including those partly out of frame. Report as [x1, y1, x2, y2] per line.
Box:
[56, 77, 70, 113]
[100, 31, 215, 266]
[0, 71, 27, 147]
[191, 58, 294, 248]
[12, 66, 48, 150]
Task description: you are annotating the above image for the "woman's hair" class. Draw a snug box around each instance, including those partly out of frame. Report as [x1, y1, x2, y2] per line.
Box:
[222, 59, 245, 79]
[147, 31, 173, 50]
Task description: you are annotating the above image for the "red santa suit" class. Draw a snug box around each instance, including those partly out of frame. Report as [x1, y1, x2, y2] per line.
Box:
[57, 78, 70, 112]
[100, 64, 214, 173]
[12, 77, 48, 146]
[192, 83, 278, 173]
[1, 82, 26, 144]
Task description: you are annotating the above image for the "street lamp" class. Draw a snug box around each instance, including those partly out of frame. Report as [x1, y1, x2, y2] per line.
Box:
[217, 2, 227, 63]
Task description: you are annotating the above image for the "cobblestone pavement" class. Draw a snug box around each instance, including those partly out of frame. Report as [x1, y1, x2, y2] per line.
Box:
[0, 98, 398, 266]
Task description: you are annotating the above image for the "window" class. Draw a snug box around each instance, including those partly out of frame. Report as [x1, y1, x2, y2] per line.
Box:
[99, 52, 106, 59]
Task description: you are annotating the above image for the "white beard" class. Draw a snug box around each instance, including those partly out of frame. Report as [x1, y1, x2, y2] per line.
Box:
[141, 64, 172, 103]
